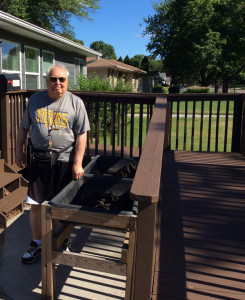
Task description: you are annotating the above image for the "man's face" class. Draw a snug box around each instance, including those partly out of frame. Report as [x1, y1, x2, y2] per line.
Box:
[46, 67, 68, 100]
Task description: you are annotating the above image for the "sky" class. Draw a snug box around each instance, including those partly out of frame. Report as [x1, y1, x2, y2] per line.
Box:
[71, 0, 156, 59]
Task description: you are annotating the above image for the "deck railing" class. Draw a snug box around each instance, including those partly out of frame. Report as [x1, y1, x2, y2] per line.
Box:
[0, 90, 156, 166]
[168, 93, 245, 153]
[0, 90, 244, 300]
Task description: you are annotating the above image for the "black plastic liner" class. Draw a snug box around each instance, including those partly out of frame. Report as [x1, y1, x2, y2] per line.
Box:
[84, 155, 139, 178]
[49, 174, 138, 215]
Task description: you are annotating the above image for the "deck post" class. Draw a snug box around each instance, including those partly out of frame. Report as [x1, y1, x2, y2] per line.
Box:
[0, 93, 11, 164]
[133, 202, 157, 300]
[240, 94, 245, 156]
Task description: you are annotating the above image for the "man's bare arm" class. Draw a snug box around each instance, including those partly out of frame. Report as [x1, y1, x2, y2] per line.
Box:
[72, 131, 87, 180]
[15, 126, 28, 168]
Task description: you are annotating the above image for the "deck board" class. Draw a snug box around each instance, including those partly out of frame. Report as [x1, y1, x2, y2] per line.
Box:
[153, 151, 245, 300]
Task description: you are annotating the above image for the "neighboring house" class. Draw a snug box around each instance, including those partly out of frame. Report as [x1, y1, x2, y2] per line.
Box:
[87, 57, 147, 92]
[150, 70, 171, 86]
[0, 10, 101, 91]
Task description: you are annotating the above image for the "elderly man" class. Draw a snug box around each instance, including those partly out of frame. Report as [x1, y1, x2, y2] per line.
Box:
[15, 64, 90, 264]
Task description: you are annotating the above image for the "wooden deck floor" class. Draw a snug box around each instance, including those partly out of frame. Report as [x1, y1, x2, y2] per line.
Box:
[153, 151, 245, 300]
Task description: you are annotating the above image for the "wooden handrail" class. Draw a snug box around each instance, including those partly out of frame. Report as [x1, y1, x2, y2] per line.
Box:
[130, 95, 168, 204]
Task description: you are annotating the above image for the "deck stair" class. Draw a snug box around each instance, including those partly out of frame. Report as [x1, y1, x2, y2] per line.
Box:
[0, 159, 28, 229]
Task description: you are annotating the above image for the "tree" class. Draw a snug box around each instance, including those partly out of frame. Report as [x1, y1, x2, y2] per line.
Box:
[141, 56, 150, 73]
[117, 56, 123, 62]
[0, 0, 100, 40]
[144, 0, 245, 92]
[124, 55, 131, 65]
[90, 41, 117, 59]
[130, 55, 144, 68]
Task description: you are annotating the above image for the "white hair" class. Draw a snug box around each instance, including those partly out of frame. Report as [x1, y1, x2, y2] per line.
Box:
[46, 64, 70, 77]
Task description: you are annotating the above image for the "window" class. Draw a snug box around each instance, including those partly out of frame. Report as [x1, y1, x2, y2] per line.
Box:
[74, 58, 85, 84]
[42, 51, 54, 88]
[25, 46, 40, 89]
[1, 41, 20, 72]
[43, 51, 54, 74]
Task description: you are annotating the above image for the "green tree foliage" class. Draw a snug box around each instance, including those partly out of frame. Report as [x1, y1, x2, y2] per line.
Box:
[121, 54, 162, 72]
[144, 0, 245, 92]
[117, 56, 123, 62]
[130, 55, 144, 68]
[124, 55, 131, 65]
[0, 0, 100, 40]
[90, 41, 117, 59]
[141, 56, 150, 72]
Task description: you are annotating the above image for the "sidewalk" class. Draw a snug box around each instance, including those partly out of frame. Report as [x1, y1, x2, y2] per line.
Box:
[0, 209, 126, 300]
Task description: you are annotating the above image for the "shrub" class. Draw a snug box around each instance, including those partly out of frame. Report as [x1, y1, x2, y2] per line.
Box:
[72, 73, 133, 93]
[152, 85, 169, 93]
[72, 73, 133, 137]
[186, 86, 210, 93]
[73, 73, 113, 92]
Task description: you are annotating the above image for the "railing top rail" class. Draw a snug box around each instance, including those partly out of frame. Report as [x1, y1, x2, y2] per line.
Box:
[4, 89, 160, 99]
[130, 95, 168, 204]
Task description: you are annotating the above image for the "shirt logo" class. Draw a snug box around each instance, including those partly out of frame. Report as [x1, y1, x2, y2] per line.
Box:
[36, 108, 68, 128]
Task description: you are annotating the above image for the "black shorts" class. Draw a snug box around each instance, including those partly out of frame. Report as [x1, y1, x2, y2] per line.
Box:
[27, 161, 73, 204]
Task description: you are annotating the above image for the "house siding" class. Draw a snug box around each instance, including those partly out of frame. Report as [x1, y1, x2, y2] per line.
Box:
[0, 29, 86, 90]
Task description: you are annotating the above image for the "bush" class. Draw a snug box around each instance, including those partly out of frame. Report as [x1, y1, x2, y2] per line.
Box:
[169, 86, 180, 93]
[72, 73, 133, 93]
[73, 73, 113, 92]
[152, 85, 168, 93]
[186, 85, 210, 93]
[72, 73, 133, 137]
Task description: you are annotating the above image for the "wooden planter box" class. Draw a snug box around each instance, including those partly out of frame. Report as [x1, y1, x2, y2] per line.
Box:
[41, 156, 138, 300]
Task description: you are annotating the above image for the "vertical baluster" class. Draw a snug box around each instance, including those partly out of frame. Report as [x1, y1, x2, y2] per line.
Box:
[103, 99, 107, 155]
[139, 101, 143, 156]
[191, 101, 196, 151]
[124, 103, 128, 147]
[111, 100, 116, 156]
[117, 102, 120, 147]
[199, 100, 204, 151]
[207, 101, 212, 152]
[215, 100, 221, 152]
[176, 101, 180, 150]
[121, 100, 125, 157]
[95, 98, 99, 155]
[224, 101, 229, 152]
[169, 100, 173, 149]
[184, 100, 188, 151]
[130, 102, 135, 157]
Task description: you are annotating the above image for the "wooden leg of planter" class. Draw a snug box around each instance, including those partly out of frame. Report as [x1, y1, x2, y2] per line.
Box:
[125, 229, 136, 300]
[41, 203, 55, 300]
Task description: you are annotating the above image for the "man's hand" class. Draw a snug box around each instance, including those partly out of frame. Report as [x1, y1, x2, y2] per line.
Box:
[15, 151, 25, 168]
[72, 163, 84, 180]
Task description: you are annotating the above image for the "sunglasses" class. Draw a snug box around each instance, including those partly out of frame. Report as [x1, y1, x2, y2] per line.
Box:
[49, 77, 66, 83]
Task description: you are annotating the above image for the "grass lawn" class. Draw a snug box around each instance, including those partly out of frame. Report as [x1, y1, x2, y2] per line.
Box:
[91, 100, 234, 152]
[171, 115, 233, 152]
[171, 100, 234, 115]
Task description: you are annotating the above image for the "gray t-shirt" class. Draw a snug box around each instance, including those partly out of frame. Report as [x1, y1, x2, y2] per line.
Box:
[21, 90, 90, 161]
